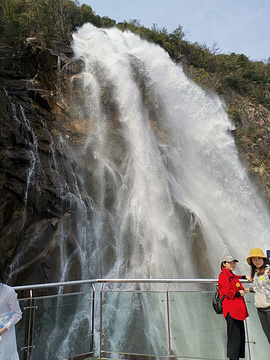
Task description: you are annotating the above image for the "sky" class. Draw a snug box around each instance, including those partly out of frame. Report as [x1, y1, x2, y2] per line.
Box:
[78, 0, 270, 62]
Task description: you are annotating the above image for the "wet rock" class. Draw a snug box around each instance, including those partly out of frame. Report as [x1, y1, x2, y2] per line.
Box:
[0, 39, 87, 286]
[53, 41, 74, 57]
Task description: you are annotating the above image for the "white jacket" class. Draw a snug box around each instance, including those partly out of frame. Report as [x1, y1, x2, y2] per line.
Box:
[252, 265, 270, 303]
[0, 283, 22, 360]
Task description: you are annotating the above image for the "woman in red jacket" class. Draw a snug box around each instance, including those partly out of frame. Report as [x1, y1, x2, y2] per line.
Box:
[218, 254, 249, 360]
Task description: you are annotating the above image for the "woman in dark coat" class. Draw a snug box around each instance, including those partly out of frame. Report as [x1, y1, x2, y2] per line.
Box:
[218, 254, 249, 360]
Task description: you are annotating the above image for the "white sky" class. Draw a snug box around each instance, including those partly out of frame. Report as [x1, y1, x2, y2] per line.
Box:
[78, 0, 270, 62]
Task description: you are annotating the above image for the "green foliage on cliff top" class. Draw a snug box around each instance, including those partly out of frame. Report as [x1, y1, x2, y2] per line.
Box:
[0, 0, 114, 45]
[1, 0, 269, 110]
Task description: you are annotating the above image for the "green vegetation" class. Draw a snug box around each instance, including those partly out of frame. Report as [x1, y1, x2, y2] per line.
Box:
[0, 0, 113, 45]
[227, 106, 242, 125]
[1, 0, 270, 111]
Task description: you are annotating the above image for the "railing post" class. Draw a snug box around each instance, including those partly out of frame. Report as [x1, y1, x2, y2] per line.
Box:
[21, 289, 36, 360]
[90, 283, 95, 356]
[164, 284, 174, 358]
[99, 283, 104, 359]
[244, 316, 255, 360]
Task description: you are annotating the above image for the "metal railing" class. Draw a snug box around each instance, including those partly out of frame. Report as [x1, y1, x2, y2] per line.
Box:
[13, 279, 269, 360]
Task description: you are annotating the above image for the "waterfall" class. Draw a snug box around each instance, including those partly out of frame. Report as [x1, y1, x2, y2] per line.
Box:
[48, 24, 270, 357]
[71, 23, 270, 280]
[32, 23, 270, 358]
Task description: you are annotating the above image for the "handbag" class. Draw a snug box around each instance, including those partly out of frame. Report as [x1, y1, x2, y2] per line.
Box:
[254, 292, 270, 308]
[212, 285, 225, 314]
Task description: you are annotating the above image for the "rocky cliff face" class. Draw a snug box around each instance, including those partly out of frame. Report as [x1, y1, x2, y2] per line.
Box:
[225, 91, 270, 202]
[0, 39, 88, 286]
[1, 38, 270, 287]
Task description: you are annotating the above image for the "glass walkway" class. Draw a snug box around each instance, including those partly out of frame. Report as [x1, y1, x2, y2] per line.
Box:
[13, 279, 269, 359]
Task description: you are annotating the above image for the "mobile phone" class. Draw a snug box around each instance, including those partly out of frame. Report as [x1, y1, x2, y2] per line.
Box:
[267, 250, 270, 264]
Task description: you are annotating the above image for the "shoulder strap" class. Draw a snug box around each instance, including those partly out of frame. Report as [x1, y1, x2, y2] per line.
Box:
[217, 285, 225, 301]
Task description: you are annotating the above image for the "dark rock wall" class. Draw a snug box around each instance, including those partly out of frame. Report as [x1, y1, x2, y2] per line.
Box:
[0, 40, 86, 286]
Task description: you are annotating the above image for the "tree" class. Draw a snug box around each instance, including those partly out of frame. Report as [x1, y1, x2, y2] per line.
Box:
[77, 4, 101, 27]
[1, 0, 25, 44]
[170, 25, 185, 41]
[100, 16, 116, 28]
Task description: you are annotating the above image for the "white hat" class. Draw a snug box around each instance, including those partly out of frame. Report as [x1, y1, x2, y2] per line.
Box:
[221, 254, 238, 263]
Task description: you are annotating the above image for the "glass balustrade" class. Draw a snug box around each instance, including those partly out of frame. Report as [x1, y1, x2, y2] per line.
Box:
[13, 280, 270, 360]
[17, 290, 94, 360]
[169, 291, 227, 360]
[101, 291, 167, 358]
[245, 293, 269, 360]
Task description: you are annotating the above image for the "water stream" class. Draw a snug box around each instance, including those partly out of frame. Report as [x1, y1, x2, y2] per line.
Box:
[17, 23, 270, 358]
[72, 24, 270, 280]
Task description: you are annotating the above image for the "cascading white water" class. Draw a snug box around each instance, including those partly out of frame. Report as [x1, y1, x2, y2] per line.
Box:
[72, 23, 270, 281]
[11, 104, 41, 207]
[41, 23, 270, 358]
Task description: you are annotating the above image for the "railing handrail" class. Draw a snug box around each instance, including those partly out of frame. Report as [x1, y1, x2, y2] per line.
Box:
[12, 278, 223, 291]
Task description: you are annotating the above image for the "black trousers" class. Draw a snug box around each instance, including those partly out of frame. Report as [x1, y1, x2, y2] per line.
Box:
[257, 308, 270, 343]
[226, 313, 245, 360]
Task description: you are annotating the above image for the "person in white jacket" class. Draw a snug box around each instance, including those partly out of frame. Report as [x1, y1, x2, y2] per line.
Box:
[0, 269, 22, 360]
[245, 248, 270, 344]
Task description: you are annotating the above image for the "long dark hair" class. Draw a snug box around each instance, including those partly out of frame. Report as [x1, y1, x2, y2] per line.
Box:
[250, 258, 268, 277]
[0, 268, 2, 283]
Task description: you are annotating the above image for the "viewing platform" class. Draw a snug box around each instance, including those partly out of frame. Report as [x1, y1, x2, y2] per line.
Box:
[14, 279, 269, 360]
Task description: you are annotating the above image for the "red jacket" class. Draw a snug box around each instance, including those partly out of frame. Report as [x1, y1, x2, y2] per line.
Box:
[218, 267, 249, 320]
